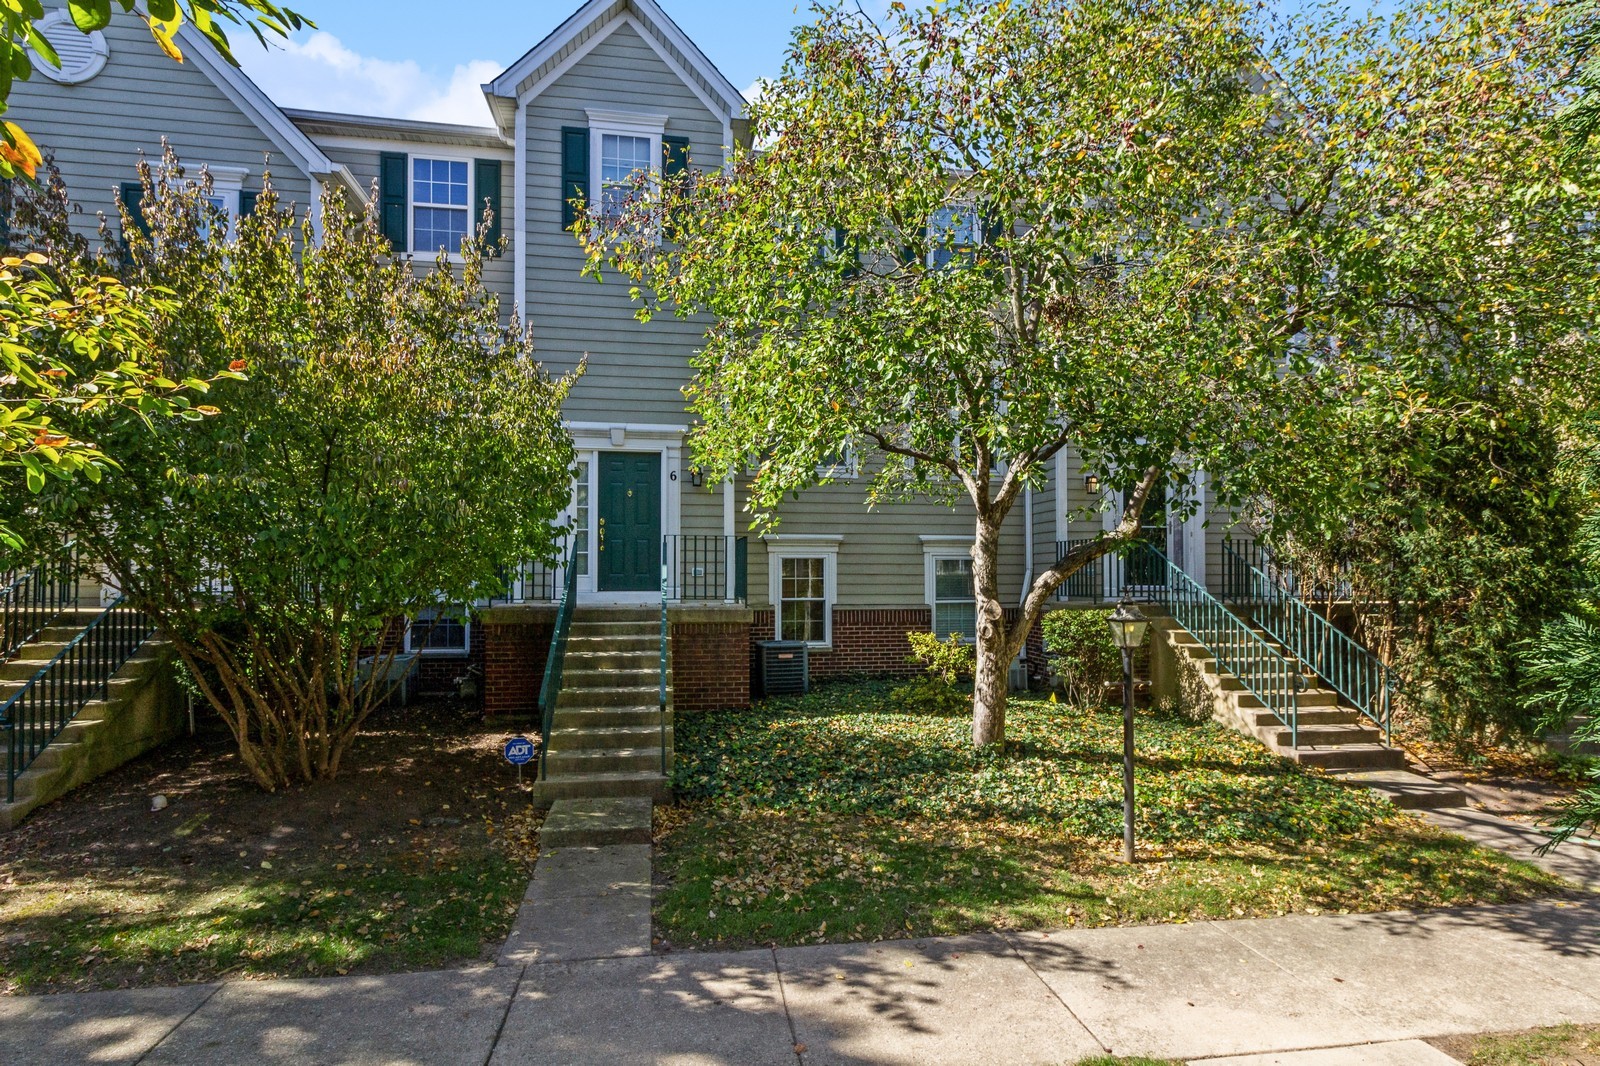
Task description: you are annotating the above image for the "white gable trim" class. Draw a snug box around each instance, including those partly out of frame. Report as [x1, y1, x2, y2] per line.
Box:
[489, 0, 743, 120]
[173, 24, 339, 183]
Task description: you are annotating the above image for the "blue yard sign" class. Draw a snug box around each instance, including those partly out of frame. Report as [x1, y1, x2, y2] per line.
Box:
[504, 737, 535, 765]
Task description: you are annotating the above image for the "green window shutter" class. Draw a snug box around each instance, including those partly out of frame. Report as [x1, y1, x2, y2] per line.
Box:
[0, 178, 11, 249]
[833, 228, 861, 279]
[473, 159, 502, 251]
[560, 126, 589, 229]
[119, 182, 148, 238]
[901, 224, 926, 270]
[239, 189, 258, 217]
[378, 151, 408, 250]
[662, 136, 690, 180]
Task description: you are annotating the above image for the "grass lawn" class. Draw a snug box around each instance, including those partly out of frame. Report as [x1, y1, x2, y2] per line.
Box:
[654, 681, 1572, 950]
[0, 700, 542, 993]
[1429, 1024, 1600, 1065]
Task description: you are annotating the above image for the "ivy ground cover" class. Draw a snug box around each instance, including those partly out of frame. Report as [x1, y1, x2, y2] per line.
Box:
[654, 682, 1570, 950]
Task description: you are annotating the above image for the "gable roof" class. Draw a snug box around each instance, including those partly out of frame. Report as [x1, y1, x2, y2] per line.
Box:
[482, 0, 745, 135]
[173, 23, 367, 204]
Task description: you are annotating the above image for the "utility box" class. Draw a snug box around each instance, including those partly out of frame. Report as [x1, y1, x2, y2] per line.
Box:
[757, 640, 809, 697]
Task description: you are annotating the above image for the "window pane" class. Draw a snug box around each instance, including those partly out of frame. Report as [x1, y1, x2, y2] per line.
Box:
[933, 557, 972, 600]
[778, 556, 827, 643]
[780, 599, 826, 644]
[572, 461, 590, 577]
[934, 601, 976, 643]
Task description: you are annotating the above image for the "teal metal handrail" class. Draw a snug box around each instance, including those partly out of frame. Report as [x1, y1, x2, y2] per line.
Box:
[1222, 539, 1397, 744]
[535, 539, 581, 782]
[659, 541, 670, 775]
[1, 542, 79, 663]
[2, 596, 153, 802]
[1131, 542, 1304, 747]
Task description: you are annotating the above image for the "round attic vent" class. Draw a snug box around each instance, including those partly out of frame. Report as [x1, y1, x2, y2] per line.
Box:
[28, 9, 110, 85]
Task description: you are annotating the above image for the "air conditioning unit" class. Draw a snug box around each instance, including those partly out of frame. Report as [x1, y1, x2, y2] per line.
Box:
[757, 640, 810, 697]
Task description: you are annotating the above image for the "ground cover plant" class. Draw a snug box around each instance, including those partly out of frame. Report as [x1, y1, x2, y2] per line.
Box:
[1429, 1023, 1600, 1066]
[0, 699, 541, 994]
[654, 682, 1568, 950]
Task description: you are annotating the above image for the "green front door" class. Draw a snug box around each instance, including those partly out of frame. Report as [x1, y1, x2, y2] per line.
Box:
[597, 452, 662, 592]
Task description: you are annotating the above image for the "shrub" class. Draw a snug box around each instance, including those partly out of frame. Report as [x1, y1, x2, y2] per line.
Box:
[889, 632, 973, 716]
[1042, 609, 1120, 707]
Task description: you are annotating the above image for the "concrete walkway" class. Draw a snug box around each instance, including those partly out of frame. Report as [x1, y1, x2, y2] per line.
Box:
[3, 893, 1600, 1065]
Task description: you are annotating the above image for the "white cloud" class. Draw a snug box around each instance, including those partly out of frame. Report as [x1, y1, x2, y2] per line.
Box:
[238, 31, 503, 127]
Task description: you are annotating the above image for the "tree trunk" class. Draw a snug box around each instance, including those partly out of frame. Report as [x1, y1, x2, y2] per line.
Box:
[972, 630, 1010, 747]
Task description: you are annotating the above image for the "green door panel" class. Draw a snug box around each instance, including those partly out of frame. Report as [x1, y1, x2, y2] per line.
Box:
[597, 452, 662, 592]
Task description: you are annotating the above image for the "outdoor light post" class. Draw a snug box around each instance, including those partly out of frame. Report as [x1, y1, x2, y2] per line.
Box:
[1107, 599, 1150, 864]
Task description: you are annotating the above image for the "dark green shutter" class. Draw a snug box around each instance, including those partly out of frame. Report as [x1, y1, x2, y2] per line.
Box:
[119, 182, 148, 238]
[834, 228, 861, 279]
[981, 209, 1003, 248]
[0, 178, 11, 249]
[901, 224, 926, 270]
[239, 189, 258, 217]
[378, 151, 408, 250]
[473, 159, 502, 251]
[662, 136, 690, 179]
[560, 126, 589, 229]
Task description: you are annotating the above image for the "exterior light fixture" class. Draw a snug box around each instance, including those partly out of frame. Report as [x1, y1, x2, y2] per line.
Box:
[1084, 474, 1101, 495]
[1106, 598, 1150, 863]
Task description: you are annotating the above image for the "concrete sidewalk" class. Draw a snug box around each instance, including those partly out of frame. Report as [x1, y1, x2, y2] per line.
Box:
[2, 894, 1598, 1065]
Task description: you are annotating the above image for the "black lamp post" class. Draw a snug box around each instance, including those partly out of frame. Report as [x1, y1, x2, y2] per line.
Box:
[1107, 599, 1150, 864]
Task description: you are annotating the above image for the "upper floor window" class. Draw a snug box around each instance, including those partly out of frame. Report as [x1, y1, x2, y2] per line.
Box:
[929, 204, 980, 270]
[412, 157, 470, 255]
[599, 133, 655, 219]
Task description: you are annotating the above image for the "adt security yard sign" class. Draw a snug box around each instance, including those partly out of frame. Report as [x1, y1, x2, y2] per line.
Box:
[504, 736, 535, 784]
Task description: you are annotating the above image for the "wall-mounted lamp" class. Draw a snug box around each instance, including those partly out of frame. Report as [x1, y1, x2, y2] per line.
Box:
[1084, 474, 1102, 495]
[689, 468, 704, 488]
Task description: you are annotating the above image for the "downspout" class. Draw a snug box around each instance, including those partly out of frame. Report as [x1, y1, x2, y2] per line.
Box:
[1020, 485, 1034, 672]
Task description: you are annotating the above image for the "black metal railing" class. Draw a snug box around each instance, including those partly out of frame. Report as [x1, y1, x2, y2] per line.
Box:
[492, 558, 561, 604]
[1223, 539, 1397, 743]
[1052, 539, 1170, 602]
[1, 543, 80, 663]
[3, 597, 154, 801]
[1225, 537, 1354, 603]
[1135, 542, 1305, 746]
[662, 535, 748, 603]
[536, 539, 581, 782]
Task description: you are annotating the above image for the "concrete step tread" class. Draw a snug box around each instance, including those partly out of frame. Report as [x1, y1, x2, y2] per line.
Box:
[1329, 768, 1469, 810]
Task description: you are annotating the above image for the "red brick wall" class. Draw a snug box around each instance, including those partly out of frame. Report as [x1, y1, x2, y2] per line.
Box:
[670, 621, 753, 711]
[482, 619, 553, 718]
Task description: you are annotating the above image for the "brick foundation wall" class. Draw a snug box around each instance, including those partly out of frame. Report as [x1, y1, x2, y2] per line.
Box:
[482, 614, 554, 718]
[414, 639, 484, 694]
[670, 621, 753, 712]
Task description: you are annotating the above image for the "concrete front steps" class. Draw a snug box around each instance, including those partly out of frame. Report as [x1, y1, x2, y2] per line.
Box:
[1, 627, 181, 830]
[1165, 626, 1406, 773]
[533, 607, 672, 806]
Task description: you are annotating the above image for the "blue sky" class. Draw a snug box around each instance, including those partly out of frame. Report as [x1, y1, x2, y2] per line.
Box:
[237, 0, 816, 126]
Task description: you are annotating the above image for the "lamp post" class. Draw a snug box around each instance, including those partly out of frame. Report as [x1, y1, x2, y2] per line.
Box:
[1107, 599, 1150, 864]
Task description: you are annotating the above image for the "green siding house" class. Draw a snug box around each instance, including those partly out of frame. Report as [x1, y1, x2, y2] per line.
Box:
[10, 0, 1227, 711]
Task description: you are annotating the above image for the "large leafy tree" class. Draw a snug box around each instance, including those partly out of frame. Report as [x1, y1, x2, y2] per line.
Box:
[588, 0, 1300, 747]
[19, 154, 577, 789]
[589, 0, 1594, 749]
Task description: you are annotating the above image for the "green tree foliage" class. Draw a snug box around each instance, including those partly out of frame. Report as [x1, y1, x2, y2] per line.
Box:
[587, 0, 1594, 749]
[1557, 0, 1599, 153]
[17, 153, 577, 790]
[1042, 609, 1119, 708]
[1523, 423, 1600, 847]
[0, 162, 236, 551]
[0, 0, 309, 180]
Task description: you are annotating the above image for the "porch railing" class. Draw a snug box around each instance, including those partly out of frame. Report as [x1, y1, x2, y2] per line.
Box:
[535, 538, 581, 782]
[1051, 539, 1164, 602]
[1133, 543, 1305, 747]
[2, 543, 80, 663]
[3, 597, 154, 802]
[662, 535, 748, 603]
[1222, 539, 1397, 743]
[494, 559, 560, 605]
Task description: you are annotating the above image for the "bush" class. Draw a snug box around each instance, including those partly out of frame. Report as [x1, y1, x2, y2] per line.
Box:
[1042, 609, 1120, 707]
[888, 632, 973, 716]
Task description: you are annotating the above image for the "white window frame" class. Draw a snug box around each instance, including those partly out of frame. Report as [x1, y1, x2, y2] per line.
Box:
[922, 536, 976, 643]
[407, 152, 475, 260]
[927, 202, 980, 270]
[815, 444, 859, 481]
[764, 534, 842, 648]
[405, 607, 471, 657]
[586, 108, 668, 224]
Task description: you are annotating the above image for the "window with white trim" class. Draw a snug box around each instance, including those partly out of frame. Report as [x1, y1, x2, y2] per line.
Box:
[766, 538, 840, 647]
[928, 204, 980, 269]
[406, 607, 470, 655]
[816, 445, 859, 480]
[928, 555, 976, 642]
[572, 459, 591, 577]
[598, 133, 654, 219]
[411, 157, 470, 255]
